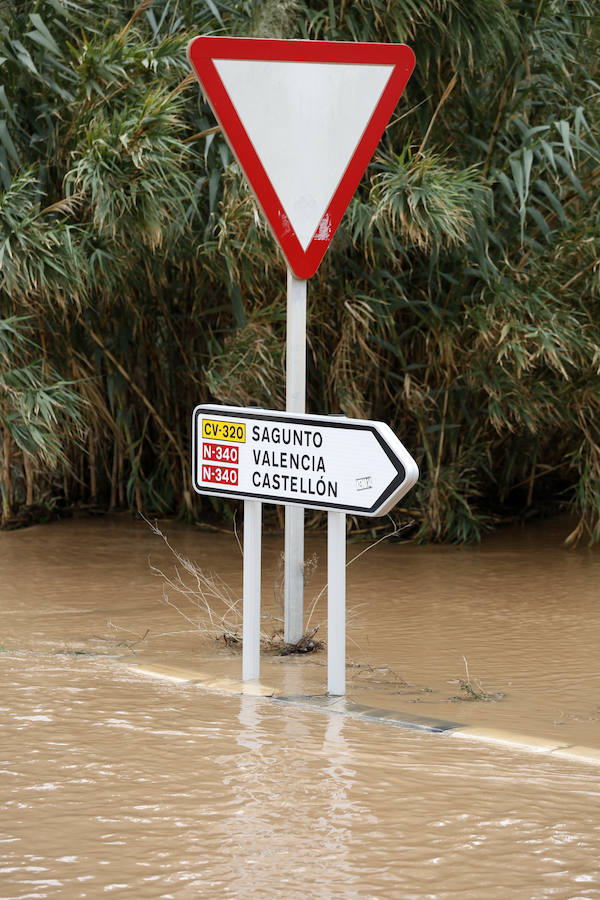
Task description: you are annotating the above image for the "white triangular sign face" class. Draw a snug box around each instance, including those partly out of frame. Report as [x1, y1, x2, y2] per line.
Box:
[188, 38, 416, 277]
[214, 59, 394, 252]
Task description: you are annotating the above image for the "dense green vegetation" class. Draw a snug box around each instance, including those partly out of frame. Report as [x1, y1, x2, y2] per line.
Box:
[0, 0, 598, 542]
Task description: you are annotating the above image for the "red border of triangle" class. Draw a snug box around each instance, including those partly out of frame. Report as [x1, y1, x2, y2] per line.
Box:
[187, 36, 415, 278]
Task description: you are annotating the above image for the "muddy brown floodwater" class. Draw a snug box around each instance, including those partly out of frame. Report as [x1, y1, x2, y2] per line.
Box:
[1, 514, 599, 898]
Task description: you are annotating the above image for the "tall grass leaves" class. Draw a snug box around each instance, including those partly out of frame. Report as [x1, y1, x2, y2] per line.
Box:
[0, 0, 598, 542]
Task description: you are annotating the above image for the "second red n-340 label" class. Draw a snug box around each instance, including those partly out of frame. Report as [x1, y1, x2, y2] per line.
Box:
[202, 442, 239, 463]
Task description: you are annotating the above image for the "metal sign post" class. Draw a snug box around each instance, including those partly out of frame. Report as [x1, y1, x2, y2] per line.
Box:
[284, 269, 307, 644]
[327, 510, 346, 695]
[242, 499, 262, 682]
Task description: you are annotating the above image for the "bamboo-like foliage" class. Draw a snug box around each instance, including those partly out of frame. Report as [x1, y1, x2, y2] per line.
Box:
[0, 0, 598, 543]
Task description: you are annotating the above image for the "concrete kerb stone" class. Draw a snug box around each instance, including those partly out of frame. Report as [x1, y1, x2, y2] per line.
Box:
[129, 663, 275, 697]
[127, 663, 600, 766]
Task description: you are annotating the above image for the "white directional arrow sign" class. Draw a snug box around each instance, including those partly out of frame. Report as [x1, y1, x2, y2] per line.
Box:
[192, 405, 418, 517]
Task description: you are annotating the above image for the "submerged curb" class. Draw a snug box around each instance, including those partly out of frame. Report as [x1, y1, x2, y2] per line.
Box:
[455, 726, 600, 764]
[130, 663, 275, 697]
[127, 664, 600, 766]
[274, 694, 460, 733]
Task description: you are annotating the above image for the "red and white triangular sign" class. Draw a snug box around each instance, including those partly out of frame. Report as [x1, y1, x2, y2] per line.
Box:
[187, 37, 415, 278]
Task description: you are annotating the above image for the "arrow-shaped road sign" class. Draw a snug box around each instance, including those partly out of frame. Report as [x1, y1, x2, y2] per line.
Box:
[187, 37, 415, 278]
[192, 405, 418, 516]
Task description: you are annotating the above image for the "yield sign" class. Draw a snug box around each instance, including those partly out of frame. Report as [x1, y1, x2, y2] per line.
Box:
[187, 37, 415, 278]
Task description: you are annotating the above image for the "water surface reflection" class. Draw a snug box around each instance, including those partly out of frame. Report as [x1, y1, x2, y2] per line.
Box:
[1, 516, 600, 897]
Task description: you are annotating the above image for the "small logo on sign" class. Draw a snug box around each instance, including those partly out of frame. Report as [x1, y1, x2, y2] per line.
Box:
[356, 476, 372, 491]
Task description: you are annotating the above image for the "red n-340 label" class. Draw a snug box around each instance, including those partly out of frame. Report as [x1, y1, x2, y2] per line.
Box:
[202, 442, 239, 463]
[201, 464, 238, 485]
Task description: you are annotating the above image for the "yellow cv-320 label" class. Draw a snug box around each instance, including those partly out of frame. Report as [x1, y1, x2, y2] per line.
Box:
[202, 419, 246, 443]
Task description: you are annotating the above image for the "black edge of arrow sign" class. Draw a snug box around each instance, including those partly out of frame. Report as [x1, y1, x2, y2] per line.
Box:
[191, 407, 406, 516]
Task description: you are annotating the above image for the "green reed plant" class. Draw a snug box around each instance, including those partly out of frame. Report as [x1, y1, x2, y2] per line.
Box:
[0, 316, 84, 521]
[0, 0, 597, 544]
